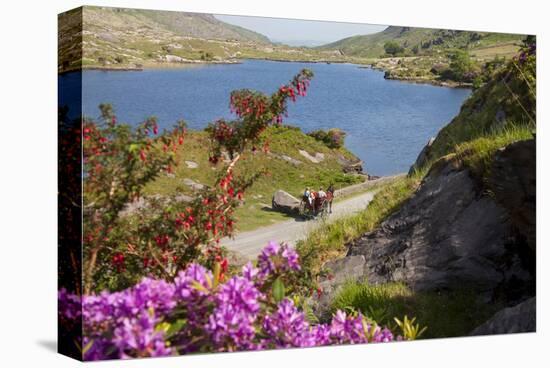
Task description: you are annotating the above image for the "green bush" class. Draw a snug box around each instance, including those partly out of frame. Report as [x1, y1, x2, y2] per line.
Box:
[383, 41, 405, 56]
[307, 128, 346, 149]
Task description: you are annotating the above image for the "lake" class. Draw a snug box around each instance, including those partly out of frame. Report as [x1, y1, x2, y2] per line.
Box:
[61, 60, 471, 175]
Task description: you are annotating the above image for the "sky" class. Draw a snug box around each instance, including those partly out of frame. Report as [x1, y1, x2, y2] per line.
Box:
[214, 14, 387, 47]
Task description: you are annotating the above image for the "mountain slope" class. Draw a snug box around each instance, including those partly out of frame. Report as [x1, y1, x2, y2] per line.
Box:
[319, 26, 524, 59]
[58, 6, 352, 72]
[130, 9, 270, 43]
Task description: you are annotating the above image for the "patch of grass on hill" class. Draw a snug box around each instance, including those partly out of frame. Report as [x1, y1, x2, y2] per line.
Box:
[453, 122, 533, 184]
[296, 173, 422, 276]
[330, 280, 499, 339]
[145, 125, 365, 231]
[421, 57, 535, 166]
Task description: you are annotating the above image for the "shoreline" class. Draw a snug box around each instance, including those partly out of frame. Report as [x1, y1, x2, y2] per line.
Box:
[59, 57, 470, 90]
[359, 65, 472, 89]
[58, 59, 243, 75]
[58, 56, 371, 75]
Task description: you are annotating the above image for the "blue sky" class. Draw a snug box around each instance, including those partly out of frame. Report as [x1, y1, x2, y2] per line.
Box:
[214, 14, 387, 47]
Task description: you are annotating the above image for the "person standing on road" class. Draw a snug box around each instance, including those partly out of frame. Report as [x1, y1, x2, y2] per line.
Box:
[327, 184, 335, 213]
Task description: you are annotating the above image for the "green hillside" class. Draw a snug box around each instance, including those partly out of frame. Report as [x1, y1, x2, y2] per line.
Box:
[144, 125, 366, 231]
[411, 39, 536, 170]
[320, 26, 524, 59]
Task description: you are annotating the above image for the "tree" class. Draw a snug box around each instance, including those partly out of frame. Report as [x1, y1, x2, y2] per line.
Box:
[384, 41, 404, 56]
[81, 70, 314, 293]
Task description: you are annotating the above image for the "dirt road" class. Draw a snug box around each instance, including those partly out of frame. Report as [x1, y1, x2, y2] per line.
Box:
[221, 189, 378, 259]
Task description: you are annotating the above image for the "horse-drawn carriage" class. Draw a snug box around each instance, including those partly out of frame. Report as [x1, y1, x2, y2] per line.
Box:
[299, 191, 333, 219]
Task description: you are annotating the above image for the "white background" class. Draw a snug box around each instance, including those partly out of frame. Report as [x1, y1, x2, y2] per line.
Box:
[0, 0, 547, 366]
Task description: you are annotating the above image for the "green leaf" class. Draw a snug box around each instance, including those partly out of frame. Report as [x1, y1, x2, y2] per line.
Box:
[272, 277, 285, 303]
[166, 319, 187, 338]
[128, 143, 140, 153]
[82, 339, 94, 355]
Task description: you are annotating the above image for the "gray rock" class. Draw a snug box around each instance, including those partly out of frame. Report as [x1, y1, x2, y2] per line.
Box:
[409, 137, 435, 175]
[269, 152, 302, 166]
[182, 178, 205, 191]
[340, 158, 534, 299]
[272, 190, 301, 214]
[279, 154, 303, 166]
[119, 194, 194, 217]
[337, 154, 364, 174]
[320, 255, 367, 289]
[185, 160, 199, 169]
[299, 150, 325, 163]
[489, 139, 536, 250]
[471, 297, 536, 335]
[175, 194, 193, 203]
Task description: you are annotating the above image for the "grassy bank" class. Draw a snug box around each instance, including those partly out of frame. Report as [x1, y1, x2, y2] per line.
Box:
[454, 123, 534, 184]
[145, 125, 365, 231]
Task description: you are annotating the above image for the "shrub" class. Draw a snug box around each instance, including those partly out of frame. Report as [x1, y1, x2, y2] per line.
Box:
[439, 50, 476, 82]
[383, 41, 404, 56]
[307, 128, 346, 149]
[59, 243, 401, 360]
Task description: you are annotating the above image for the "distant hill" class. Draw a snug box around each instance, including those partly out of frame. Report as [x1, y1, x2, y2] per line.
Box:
[58, 6, 350, 72]
[129, 9, 271, 43]
[318, 26, 524, 58]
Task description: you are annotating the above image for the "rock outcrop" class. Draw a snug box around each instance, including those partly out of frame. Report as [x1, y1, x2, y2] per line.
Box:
[272, 190, 301, 214]
[489, 139, 536, 251]
[471, 297, 536, 335]
[321, 141, 536, 307]
[299, 150, 325, 163]
[337, 154, 364, 174]
[182, 178, 205, 191]
[408, 137, 435, 174]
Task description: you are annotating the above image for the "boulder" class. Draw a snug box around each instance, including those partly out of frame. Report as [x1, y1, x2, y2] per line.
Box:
[471, 297, 536, 336]
[272, 190, 301, 214]
[182, 178, 205, 191]
[185, 160, 199, 169]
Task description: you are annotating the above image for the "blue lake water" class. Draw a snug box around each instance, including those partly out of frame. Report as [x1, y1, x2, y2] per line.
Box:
[60, 60, 471, 175]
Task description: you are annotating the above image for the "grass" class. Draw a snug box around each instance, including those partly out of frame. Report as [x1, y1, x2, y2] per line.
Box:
[296, 173, 423, 276]
[330, 280, 499, 339]
[144, 125, 365, 232]
[422, 55, 535, 166]
[454, 123, 534, 184]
